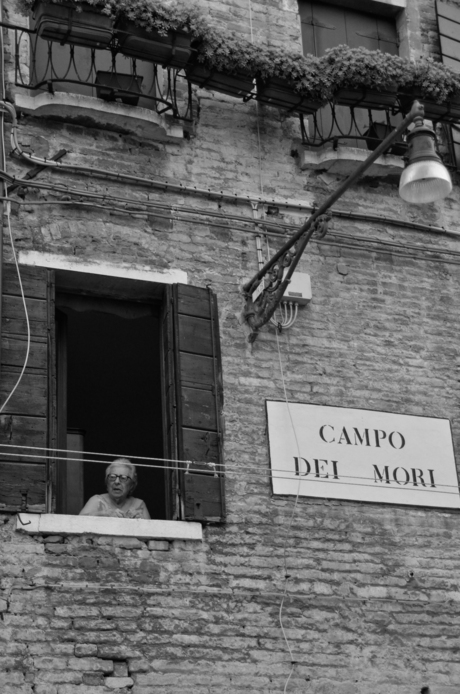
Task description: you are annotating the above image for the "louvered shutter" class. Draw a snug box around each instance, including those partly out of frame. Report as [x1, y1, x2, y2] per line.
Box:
[0, 264, 55, 512]
[162, 284, 225, 523]
[436, 1, 460, 72]
[436, 1, 460, 167]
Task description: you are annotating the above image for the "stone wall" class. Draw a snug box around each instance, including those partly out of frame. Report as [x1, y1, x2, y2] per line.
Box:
[1, 0, 460, 693]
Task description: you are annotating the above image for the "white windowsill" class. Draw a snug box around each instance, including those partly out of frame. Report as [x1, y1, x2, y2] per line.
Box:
[299, 144, 404, 177]
[16, 513, 203, 541]
[15, 92, 184, 141]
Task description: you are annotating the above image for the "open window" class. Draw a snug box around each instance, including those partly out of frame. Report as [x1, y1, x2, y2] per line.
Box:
[0, 263, 225, 523]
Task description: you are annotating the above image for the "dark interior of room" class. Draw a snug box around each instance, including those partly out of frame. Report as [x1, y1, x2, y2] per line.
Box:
[61, 297, 165, 519]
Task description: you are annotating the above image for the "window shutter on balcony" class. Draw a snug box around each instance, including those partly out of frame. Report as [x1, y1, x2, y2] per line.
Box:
[0, 264, 55, 512]
[300, 2, 398, 55]
[162, 284, 225, 523]
[436, 1, 460, 168]
[436, 1, 460, 73]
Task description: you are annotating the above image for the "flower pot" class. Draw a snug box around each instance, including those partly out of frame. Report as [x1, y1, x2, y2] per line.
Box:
[33, 0, 113, 49]
[185, 62, 254, 98]
[256, 76, 323, 115]
[95, 71, 143, 106]
[334, 87, 397, 110]
[398, 91, 460, 123]
[364, 121, 406, 156]
[116, 20, 192, 68]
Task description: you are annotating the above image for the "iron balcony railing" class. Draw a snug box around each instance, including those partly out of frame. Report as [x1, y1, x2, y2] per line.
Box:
[7, 21, 459, 168]
[13, 24, 193, 121]
[299, 100, 458, 169]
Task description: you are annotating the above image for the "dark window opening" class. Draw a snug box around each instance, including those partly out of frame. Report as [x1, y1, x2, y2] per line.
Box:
[56, 292, 165, 519]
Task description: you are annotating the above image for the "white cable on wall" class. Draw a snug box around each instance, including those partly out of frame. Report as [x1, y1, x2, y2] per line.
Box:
[0, 24, 31, 415]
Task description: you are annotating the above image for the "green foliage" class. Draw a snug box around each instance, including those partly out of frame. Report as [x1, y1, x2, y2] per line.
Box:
[17, 0, 460, 106]
[322, 45, 406, 94]
[400, 56, 460, 102]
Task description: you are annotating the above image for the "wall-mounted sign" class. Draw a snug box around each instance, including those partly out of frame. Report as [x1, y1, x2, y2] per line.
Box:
[266, 401, 460, 509]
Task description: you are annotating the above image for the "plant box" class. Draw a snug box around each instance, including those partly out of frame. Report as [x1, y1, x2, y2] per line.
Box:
[334, 88, 397, 110]
[185, 62, 254, 98]
[256, 76, 323, 115]
[34, 1, 113, 49]
[398, 91, 460, 123]
[116, 20, 192, 68]
[95, 71, 143, 106]
[364, 121, 406, 156]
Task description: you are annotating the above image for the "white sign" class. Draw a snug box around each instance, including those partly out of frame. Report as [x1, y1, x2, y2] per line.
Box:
[266, 401, 460, 509]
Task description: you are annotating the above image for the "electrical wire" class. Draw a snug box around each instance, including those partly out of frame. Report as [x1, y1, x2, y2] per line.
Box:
[1, 99, 459, 241]
[274, 329, 307, 693]
[0, 44, 31, 414]
[1, 445, 459, 493]
[0, 203, 31, 414]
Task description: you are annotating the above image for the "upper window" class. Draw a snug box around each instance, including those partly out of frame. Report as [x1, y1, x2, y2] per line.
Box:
[299, 1, 399, 56]
[0, 264, 225, 523]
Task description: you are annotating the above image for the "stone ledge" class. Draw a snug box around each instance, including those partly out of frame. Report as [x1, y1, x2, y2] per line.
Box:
[299, 143, 404, 177]
[15, 91, 184, 141]
[16, 514, 203, 541]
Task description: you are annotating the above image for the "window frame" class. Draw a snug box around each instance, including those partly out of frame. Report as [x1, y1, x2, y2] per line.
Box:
[0, 254, 225, 527]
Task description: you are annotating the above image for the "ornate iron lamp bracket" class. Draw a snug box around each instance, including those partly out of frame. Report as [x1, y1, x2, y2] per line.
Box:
[244, 212, 331, 342]
[243, 100, 425, 343]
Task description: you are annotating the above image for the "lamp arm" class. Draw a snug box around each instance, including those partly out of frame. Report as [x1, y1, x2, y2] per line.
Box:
[243, 100, 425, 341]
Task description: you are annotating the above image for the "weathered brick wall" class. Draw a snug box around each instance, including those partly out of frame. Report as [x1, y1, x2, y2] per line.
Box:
[1, 0, 460, 693]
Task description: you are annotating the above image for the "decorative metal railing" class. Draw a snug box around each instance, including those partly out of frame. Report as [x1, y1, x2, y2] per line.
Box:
[299, 99, 458, 169]
[13, 24, 193, 121]
[7, 21, 458, 168]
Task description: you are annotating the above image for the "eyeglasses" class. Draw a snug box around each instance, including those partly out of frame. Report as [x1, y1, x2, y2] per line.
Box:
[107, 474, 132, 483]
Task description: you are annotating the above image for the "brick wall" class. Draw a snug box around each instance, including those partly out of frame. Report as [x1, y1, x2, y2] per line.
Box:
[1, 0, 460, 692]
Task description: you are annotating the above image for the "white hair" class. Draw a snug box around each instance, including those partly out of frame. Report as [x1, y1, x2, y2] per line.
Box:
[105, 458, 138, 494]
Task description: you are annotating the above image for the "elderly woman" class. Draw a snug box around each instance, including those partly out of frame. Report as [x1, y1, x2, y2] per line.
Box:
[80, 458, 150, 519]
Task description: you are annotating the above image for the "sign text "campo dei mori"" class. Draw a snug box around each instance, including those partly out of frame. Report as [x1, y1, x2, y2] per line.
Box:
[266, 401, 460, 508]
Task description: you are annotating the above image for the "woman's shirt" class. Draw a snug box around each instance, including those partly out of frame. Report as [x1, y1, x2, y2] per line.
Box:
[79, 494, 151, 519]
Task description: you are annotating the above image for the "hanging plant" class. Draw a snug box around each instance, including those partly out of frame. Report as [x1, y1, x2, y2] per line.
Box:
[255, 45, 329, 113]
[15, 0, 460, 118]
[17, 0, 115, 17]
[321, 45, 407, 96]
[398, 56, 460, 103]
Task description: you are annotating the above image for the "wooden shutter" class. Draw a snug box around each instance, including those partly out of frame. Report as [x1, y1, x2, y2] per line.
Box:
[0, 264, 54, 513]
[436, 1, 460, 73]
[436, 1, 460, 168]
[162, 284, 225, 523]
[300, 2, 398, 55]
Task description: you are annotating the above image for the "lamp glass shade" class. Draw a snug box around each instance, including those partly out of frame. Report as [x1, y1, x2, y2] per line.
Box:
[399, 159, 452, 204]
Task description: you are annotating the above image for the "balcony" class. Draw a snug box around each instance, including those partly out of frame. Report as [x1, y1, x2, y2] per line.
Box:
[7, 21, 460, 167]
[12, 24, 193, 140]
[298, 96, 458, 175]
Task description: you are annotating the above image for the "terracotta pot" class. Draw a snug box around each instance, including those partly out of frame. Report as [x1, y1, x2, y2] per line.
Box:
[185, 62, 254, 98]
[334, 87, 398, 110]
[95, 71, 143, 107]
[256, 76, 323, 114]
[34, 0, 113, 49]
[116, 20, 192, 68]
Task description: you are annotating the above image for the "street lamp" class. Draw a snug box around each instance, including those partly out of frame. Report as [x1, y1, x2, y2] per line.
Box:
[243, 101, 452, 342]
[399, 115, 452, 203]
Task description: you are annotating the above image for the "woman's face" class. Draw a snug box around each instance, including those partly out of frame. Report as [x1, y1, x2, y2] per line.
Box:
[106, 464, 134, 505]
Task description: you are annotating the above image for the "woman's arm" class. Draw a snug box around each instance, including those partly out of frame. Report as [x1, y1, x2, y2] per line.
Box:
[79, 495, 104, 516]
